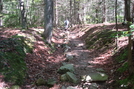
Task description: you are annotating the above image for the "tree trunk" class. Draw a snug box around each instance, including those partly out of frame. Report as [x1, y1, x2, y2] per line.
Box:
[115, 0, 118, 48]
[0, 0, 3, 26]
[18, 0, 27, 29]
[70, 0, 72, 27]
[43, 0, 53, 44]
[53, 0, 58, 27]
[124, 0, 134, 74]
[102, 0, 107, 23]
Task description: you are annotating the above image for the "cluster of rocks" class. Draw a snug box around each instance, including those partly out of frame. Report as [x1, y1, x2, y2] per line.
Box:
[58, 63, 78, 84]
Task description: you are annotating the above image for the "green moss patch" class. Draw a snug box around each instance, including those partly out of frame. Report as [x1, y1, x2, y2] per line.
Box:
[0, 36, 34, 85]
[85, 28, 116, 50]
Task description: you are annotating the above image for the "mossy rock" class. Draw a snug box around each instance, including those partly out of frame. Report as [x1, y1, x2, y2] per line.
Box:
[36, 78, 47, 86]
[10, 85, 20, 89]
[81, 72, 108, 82]
[57, 64, 75, 74]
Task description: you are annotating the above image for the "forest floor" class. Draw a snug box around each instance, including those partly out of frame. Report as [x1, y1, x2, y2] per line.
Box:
[0, 23, 129, 89]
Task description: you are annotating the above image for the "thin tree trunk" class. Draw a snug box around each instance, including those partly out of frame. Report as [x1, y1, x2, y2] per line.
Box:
[53, 0, 58, 27]
[70, 0, 72, 27]
[0, 0, 3, 26]
[115, 0, 118, 48]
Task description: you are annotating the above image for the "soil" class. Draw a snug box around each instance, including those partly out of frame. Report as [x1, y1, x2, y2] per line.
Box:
[0, 23, 129, 89]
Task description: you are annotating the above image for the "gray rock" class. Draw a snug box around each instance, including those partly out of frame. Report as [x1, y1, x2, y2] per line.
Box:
[47, 79, 57, 86]
[60, 72, 78, 84]
[66, 72, 78, 83]
[90, 83, 98, 89]
[61, 86, 66, 89]
[57, 64, 75, 74]
[81, 72, 108, 82]
[65, 53, 74, 61]
[96, 68, 105, 72]
[60, 74, 68, 81]
[66, 86, 77, 89]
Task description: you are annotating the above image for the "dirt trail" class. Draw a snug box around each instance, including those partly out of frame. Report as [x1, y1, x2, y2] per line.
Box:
[62, 29, 107, 89]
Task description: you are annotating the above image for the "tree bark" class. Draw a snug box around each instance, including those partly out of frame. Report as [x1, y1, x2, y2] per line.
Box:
[18, 0, 27, 29]
[0, 0, 3, 26]
[124, 0, 134, 74]
[43, 0, 53, 44]
[115, 0, 118, 48]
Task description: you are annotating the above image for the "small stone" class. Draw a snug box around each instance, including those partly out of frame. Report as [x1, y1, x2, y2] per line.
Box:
[88, 62, 92, 65]
[65, 53, 74, 61]
[61, 86, 66, 89]
[96, 68, 105, 72]
[90, 83, 98, 89]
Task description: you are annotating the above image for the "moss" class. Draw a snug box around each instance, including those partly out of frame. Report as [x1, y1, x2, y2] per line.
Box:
[0, 36, 34, 85]
[85, 29, 115, 50]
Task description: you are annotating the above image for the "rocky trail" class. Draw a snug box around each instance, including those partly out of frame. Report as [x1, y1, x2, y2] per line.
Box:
[57, 28, 109, 89]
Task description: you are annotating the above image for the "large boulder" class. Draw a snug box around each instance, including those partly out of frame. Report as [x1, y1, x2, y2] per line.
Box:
[66, 72, 78, 83]
[81, 72, 108, 82]
[57, 64, 75, 74]
[66, 86, 77, 89]
[60, 72, 78, 84]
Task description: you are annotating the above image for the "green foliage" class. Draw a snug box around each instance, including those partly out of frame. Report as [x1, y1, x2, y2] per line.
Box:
[117, 62, 128, 73]
[117, 15, 124, 22]
[0, 36, 33, 85]
[115, 48, 134, 88]
[115, 49, 128, 63]
[117, 75, 134, 88]
[3, 14, 20, 27]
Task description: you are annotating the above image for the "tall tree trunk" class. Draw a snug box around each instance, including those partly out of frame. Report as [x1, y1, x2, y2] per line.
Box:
[102, 0, 107, 23]
[124, 0, 134, 74]
[0, 0, 3, 26]
[43, 0, 53, 44]
[53, 0, 58, 27]
[19, 0, 27, 29]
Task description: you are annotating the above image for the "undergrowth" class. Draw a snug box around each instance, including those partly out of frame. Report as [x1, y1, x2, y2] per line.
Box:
[115, 48, 134, 88]
[0, 36, 33, 85]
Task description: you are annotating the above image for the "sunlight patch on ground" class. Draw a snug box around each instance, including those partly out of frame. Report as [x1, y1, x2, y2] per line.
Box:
[78, 43, 84, 47]
[70, 35, 76, 39]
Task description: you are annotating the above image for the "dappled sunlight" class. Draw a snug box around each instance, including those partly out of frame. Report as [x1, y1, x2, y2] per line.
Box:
[51, 37, 64, 44]
[0, 74, 10, 88]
